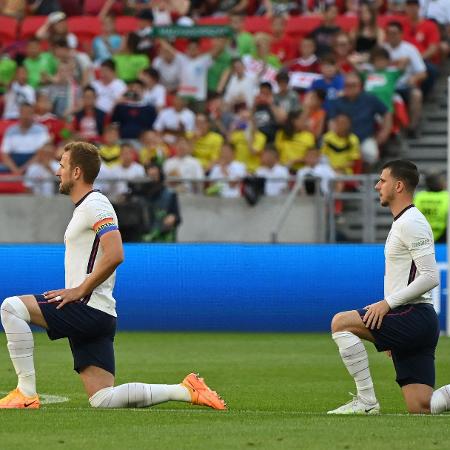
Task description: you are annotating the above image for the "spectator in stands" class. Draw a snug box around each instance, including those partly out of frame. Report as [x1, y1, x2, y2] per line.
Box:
[113, 32, 150, 83]
[419, 0, 450, 30]
[140, 162, 181, 243]
[229, 104, 267, 173]
[207, 38, 233, 96]
[216, 0, 249, 15]
[258, 0, 301, 17]
[253, 82, 282, 142]
[1, 103, 50, 174]
[208, 142, 246, 198]
[23, 38, 58, 90]
[153, 95, 196, 140]
[310, 4, 341, 57]
[3, 66, 35, 120]
[228, 13, 257, 57]
[287, 36, 320, 74]
[163, 136, 204, 193]
[362, 46, 402, 113]
[36, 12, 78, 50]
[270, 16, 297, 63]
[138, 130, 170, 166]
[222, 58, 258, 108]
[0, 54, 17, 95]
[191, 113, 224, 172]
[73, 86, 106, 143]
[1, 0, 25, 18]
[243, 33, 282, 86]
[99, 123, 121, 167]
[34, 92, 66, 144]
[301, 89, 326, 140]
[152, 45, 183, 93]
[91, 59, 127, 114]
[111, 80, 156, 140]
[328, 71, 392, 166]
[140, 68, 167, 111]
[404, 0, 440, 96]
[207, 93, 235, 136]
[321, 113, 361, 175]
[353, 2, 384, 57]
[383, 21, 427, 137]
[28, 0, 61, 15]
[92, 15, 123, 65]
[414, 172, 448, 243]
[135, 9, 155, 56]
[255, 146, 289, 197]
[310, 54, 345, 110]
[274, 72, 300, 117]
[24, 142, 59, 197]
[275, 110, 316, 171]
[333, 33, 355, 74]
[112, 143, 146, 197]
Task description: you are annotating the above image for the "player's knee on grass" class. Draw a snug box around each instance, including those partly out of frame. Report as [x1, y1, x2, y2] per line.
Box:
[0, 296, 30, 325]
[405, 399, 431, 414]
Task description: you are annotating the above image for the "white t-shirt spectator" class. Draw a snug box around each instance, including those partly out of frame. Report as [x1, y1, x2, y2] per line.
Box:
[420, 0, 450, 24]
[177, 53, 212, 101]
[223, 73, 258, 108]
[256, 164, 289, 197]
[143, 84, 166, 109]
[152, 53, 184, 92]
[153, 107, 196, 133]
[163, 155, 204, 192]
[209, 161, 247, 198]
[296, 158, 336, 194]
[383, 41, 426, 88]
[24, 160, 59, 196]
[92, 78, 127, 113]
[1, 123, 50, 155]
[94, 163, 117, 197]
[3, 82, 36, 119]
[112, 162, 146, 195]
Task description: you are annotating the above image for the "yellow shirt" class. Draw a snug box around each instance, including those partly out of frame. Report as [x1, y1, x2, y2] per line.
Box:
[139, 145, 169, 166]
[320, 131, 360, 174]
[230, 130, 266, 173]
[99, 145, 121, 167]
[275, 130, 315, 170]
[192, 132, 224, 169]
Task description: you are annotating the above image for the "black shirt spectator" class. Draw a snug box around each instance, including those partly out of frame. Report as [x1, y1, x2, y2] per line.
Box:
[310, 4, 341, 58]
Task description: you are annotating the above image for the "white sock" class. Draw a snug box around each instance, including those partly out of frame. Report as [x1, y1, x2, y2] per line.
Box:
[431, 385, 450, 414]
[0, 296, 36, 397]
[89, 383, 191, 408]
[332, 331, 377, 404]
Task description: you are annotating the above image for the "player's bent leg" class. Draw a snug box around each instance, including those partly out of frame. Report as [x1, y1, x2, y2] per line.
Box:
[401, 384, 433, 414]
[0, 295, 41, 408]
[328, 310, 379, 415]
[82, 367, 226, 410]
[431, 385, 450, 414]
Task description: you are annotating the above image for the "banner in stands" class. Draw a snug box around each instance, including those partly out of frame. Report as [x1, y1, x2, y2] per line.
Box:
[153, 25, 233, 39]
[0, 244, 446, 332]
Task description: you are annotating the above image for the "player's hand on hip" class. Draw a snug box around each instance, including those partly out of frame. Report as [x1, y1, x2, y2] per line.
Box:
[43, 287, 85, 309]
[362, 300, 391, 330]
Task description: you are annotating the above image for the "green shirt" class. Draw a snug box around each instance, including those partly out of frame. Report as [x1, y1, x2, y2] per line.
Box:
[363, 68, 402, 113]
[414, 191, 449, 241]
[0, 57, 17, 93]
[207, 50, 232, 92]
[113, 54, 150, 83]
[23, 52, 58, 89]
[236, 32, 256, 57]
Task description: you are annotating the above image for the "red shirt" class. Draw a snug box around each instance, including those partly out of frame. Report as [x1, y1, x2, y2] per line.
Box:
[35, 114, 66, 144]
[405, 18, 440, 64]
[271, 36, 298, 63]
[287, 55, 320, 73]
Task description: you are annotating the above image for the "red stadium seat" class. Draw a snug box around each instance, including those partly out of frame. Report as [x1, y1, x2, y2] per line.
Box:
[20, 16, 46, 40]
[377, 14, 410, 32]
[84, 0, 123, 16]
[0, 174, 26, 194]
[336, 15, 358, 32]
[286, 16, 323, 39]
[243, 16, 271, 34]
[67, 16, 101, 50]
[196, 16, 229, 26]
[115, 16, 139, 35]
[0, 16, 18, 45]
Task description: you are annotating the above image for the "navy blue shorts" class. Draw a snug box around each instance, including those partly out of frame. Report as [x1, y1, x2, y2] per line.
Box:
[357, 303, 439, 388]
[35, 294, 116, 376]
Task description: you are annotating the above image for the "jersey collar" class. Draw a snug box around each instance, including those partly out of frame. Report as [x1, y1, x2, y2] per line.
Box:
[74, 189, 100, 208]
[394, 204, 415, 221]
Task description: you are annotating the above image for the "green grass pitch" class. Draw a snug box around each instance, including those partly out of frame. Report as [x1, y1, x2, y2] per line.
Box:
[1, 332, 450, 450]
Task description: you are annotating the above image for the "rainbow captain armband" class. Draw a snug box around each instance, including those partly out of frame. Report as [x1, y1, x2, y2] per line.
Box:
[93, 218, 118, 237]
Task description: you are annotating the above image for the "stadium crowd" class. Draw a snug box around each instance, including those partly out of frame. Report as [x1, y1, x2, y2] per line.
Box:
[0, 0, 448, 204]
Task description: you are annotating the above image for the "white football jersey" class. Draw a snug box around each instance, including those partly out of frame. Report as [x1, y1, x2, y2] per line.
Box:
[384, 205, 435, 305]
[64, 190, 119, 317]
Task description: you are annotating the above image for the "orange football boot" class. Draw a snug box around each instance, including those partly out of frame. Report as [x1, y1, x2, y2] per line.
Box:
[182, 373, 227, 410]
[0, 388, 40, 409]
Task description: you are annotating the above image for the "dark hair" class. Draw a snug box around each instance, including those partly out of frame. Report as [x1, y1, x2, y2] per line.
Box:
[143, 67, 160, 81]
[283, 110, 302, 138]
[276, 71, 290, 83]
[128, 78, 145, 87]
[382, 160, 419, 192]
[370, 46, 390, 61]
[387, 21, 403, 32]
[335, 113, 352, 123]
[358, 2, 378, 32]
[320, 54, 337, 65]
[260, 81, 272, 91]
[312, 88, 327, 102]
[425, 173, 444, 192]
[126, 32, 140, 53]
[83, 85, 96, 94]
[64, 141, 101, 184]
[52, 37, 69, 48]
[101, 59, 116, 71]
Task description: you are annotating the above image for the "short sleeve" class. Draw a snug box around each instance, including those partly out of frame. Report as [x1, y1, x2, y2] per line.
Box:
[401, 217, 434, 260]
[84, 199, 119, 238]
